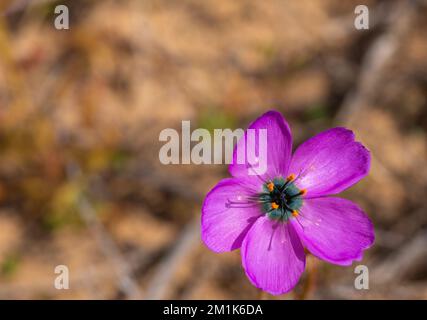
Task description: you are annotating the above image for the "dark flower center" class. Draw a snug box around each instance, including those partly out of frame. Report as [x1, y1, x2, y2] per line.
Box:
[259, 175, 306, 221]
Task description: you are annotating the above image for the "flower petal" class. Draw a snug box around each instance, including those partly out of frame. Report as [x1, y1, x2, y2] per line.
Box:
[289, 127, 370, 197]
[241, 217, 306, 295]
[291, 197, 375, 265]
[201, 178, 262, 252]
[229, 110, 292, 181]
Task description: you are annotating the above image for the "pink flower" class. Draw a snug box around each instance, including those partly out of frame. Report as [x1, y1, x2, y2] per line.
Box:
[201, 110, 375, 295]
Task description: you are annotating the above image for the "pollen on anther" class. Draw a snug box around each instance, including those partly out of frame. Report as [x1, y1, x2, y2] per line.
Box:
[300, 189, 307, 196]
[271, 202, 279, 210]
[267, 182, 275, 192]
[292, 210, 299, 217]
[286, 174, 295, 181]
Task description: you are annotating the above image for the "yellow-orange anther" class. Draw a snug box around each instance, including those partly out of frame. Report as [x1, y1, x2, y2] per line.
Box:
[300, 189, 307, 196]
[271, 202, 279, 210]
[287, 174, 295, 181]
[292, 210, 299, 217]
[267, 182, 275, 192]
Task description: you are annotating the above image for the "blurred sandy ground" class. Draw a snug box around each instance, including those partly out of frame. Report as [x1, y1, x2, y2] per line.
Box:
[0, 0, 426, 299]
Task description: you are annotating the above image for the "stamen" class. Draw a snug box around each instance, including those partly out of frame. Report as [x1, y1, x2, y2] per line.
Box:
[286, 174, 295, 181]
[293, 214, 305, 230]
[276, 174, 296, 192]
[226, 202, 257, 208]
[225, 194, 272, 209]
[267, 182, 275, 192]
[288, 188, 308, 199]
[292, 210, 299, 217]
[271, 202, 279, 210]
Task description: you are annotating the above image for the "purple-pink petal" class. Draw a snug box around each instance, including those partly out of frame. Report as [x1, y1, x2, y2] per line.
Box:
[291, 197, 375, 266]
[229, 110, 292, 181]
[289, 127, 370, 198]
[241, 216, 306, 295]
[201, 178, 262, 253]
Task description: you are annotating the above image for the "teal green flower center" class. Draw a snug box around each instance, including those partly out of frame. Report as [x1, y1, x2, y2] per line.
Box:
[259, 176, 305, 221]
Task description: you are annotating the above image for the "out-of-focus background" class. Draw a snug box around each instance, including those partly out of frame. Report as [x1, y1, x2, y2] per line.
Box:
[0, 0, 426, 299]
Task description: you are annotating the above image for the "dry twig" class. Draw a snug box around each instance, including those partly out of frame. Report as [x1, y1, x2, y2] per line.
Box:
[145, 218, 200, 299]
[372, 229, 427, 285]
[335, 0, 419, 125]
[66, 163, 142, 299]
